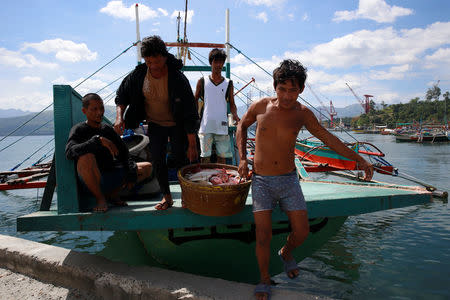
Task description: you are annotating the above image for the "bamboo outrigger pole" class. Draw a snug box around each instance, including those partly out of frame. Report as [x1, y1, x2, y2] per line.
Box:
[135, 3, 142, 64]
[225, 8, 230, 79]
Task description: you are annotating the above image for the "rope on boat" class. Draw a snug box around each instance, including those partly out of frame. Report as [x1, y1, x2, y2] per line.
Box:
[95, 70, 131, 95]
[32, 146, 55, 166]
[0, 103, 52, 144]
[74, 43, 136, 90]
[0, 43, 135, 155]
[226, 43, 272, 77]
[10, 137, 54, 171]
[187, 49, 206, 77]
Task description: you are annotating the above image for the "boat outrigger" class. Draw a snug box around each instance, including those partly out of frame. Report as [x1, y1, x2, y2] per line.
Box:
[14, 9, 435, 285]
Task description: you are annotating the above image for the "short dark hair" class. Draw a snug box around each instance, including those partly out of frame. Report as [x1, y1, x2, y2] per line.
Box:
[141, 35, 168, 57]
[209, 48, 227, 65]
[273, 59, 308, 89]
[82, 93, 102, 108]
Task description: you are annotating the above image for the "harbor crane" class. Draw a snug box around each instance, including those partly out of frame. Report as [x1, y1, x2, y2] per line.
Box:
[306, 83, 337, 127]
[346, 82, 372, 114]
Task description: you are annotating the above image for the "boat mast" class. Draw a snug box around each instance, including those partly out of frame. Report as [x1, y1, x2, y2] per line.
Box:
[183, 0, 188, 65]
[135, 3, 142, 65]
[176, 12, 181, 59]
[225, 9, 230, 79]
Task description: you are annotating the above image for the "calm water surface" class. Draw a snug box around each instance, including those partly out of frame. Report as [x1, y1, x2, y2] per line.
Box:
[1, 134, 449, 299]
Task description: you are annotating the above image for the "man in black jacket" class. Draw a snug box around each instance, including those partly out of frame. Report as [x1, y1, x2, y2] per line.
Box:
[114, 35, 199, 210]
[66, 93, 152, 212]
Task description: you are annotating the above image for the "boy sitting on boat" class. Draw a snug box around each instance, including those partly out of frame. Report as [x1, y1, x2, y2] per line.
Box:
[65, 93, 152, 212]
[194, 48, 239, 163]
[236, 59, 373, 300]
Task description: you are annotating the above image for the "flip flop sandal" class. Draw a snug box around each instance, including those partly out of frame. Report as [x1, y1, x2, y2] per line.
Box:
[278, 249, 299, 279]
[254, 283, 271, 300]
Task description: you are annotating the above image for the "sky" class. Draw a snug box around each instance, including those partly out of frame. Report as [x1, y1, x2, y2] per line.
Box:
[0, 0, 449, 116]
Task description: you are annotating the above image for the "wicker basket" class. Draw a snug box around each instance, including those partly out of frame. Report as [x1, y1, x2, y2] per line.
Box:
[178, 163, 251, 216]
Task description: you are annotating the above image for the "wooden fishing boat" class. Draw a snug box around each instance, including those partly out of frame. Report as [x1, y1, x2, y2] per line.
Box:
[16, 84, 432, 284]
[395, 130, 449, 143]
[13, 8, 435, 283]
[295, 139, 396, 175]
[0, 163, 50, 191]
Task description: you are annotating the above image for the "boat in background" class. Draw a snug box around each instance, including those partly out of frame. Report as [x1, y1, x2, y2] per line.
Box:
[395, 129, 448, 143]
[0, 163, 49, 191]
[381, 128, 395, 135]
[294, 139, 397, 175]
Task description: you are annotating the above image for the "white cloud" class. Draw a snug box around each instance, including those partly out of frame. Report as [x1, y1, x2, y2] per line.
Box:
[290, 22, 450, 68]
[158, 8, 168, 17]
[231, 53, 247, 65]
[287, 13, 294, 21]
[0, 47, 58, 69]
[22, 39, 97, 63]
[243, 0, 286, 8]
[334, 0, 413, 23]
[51, 76, 110, 97]
[255, 12, 268, 23]
[370, 64, 410, 80]
[171, 10, 194, 24]
[375, 92, 401, 104]
[302, 13, 309, 21]
[20, 76, 42, 84]
[231, 55, 281, 93]
[100, 1, 159, 21]
[424, 48, 450, 69]
[0, 92, 52, 112]
[153, 22, 160, 26]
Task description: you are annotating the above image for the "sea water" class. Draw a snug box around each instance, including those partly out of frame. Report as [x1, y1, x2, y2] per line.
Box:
[0, 134, 449, 299]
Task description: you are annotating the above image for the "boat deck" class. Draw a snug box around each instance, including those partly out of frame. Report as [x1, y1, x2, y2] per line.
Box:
[16, 85, 432, 232]
[17, 180, 431, 231]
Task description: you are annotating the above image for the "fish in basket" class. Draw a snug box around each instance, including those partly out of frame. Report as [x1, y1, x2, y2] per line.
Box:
[178, 163, 252, 216]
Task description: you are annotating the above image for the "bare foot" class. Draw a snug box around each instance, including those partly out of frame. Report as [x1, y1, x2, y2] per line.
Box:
[93, 201, 108, 213]
[155, 194, 173, 210]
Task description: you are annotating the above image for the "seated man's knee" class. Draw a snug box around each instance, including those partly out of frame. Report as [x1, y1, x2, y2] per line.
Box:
[141, 162, 152, 178]
[77, 153, 96, 172]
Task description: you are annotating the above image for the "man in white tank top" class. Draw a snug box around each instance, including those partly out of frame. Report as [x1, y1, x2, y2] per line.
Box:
[194, 48, 239, 164]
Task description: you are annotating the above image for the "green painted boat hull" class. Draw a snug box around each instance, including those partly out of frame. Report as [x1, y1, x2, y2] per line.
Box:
[96, 216, 347, 284]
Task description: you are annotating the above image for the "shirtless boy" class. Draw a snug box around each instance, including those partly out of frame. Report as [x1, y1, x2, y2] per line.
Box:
[236, 59, 373, 300]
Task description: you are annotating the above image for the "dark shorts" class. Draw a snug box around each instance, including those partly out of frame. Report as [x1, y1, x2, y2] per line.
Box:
[251, 170, 307, 212]
[78, 166, 127, 196]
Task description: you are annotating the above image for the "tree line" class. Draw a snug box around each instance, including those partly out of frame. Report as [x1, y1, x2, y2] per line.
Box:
[349, 84, 449, 128]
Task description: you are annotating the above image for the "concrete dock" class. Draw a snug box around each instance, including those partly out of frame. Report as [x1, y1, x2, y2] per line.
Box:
[0, 234, 329, 299]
